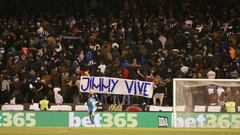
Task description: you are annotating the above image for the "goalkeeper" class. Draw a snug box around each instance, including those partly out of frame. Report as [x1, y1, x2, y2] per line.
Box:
[87, 90, 101, 126]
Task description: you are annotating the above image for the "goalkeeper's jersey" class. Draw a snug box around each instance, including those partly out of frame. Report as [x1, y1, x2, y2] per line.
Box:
[87, 97, 98, 111]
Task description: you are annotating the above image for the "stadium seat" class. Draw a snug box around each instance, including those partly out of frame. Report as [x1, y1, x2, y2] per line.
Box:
[49, 105, 72, 111]
[75, 105, 88, 111]
[1, 104, 24, 111]
[149, 105, 173, 112]
[176, 105, 186, 112]
[207, 106, 221, 112]
[29, 103, 40, 111]
[194, 105, 206, 112]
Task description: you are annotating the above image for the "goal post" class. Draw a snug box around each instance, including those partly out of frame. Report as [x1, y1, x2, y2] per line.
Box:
[173, 78, 240, 128]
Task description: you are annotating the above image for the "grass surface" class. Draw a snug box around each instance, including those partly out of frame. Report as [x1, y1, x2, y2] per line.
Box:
[0, 128, 240, 135]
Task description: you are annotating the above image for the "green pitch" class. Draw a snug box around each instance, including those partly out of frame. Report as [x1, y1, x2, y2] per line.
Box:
[0, 128, 240, 135]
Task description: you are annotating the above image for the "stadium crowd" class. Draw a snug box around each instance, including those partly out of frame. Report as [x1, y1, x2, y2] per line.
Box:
[0, 0, 240, 106]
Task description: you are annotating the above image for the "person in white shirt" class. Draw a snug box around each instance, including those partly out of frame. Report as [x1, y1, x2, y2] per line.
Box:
[98, 61, 106, 74]
[10, 97, 16, 105]
[53, 87, 63, 104]
[159, 35, 167, 49]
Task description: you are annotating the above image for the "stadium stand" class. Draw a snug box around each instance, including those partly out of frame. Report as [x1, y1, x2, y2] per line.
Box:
[0, 0, 240, 112]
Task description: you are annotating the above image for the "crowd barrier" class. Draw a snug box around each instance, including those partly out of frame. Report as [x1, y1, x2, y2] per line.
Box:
[1, 104, 240, 128]
[0, 111, 240, 128]
[0, 111, 171, 128]
[3, 104, 240, 112]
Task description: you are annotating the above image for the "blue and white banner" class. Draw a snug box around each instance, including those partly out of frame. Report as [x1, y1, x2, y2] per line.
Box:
[80, 76, 154, 98]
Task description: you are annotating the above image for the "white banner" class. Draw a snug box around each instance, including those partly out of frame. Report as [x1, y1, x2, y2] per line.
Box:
[80, 76, 154, 98]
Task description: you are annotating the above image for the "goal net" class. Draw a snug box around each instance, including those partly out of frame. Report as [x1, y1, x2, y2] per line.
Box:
[173, 79, 240, 127]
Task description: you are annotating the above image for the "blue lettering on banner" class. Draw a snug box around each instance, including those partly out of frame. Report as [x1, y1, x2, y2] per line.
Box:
[137, 81, 145, 95]
[125, 80, 150, 97]
[80, 77, 90, 91]
[143, 82, 151, 97]
[110, 79, 119, 92]
[125, 80, 134, 94]
[99, 78, 104, 91]
[102, 78, 110, 92]
[92, 77, 101, 90]
[81, 77, 119, 93]
[80, 76, 153, 98]
[134, 81, 137, 95]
